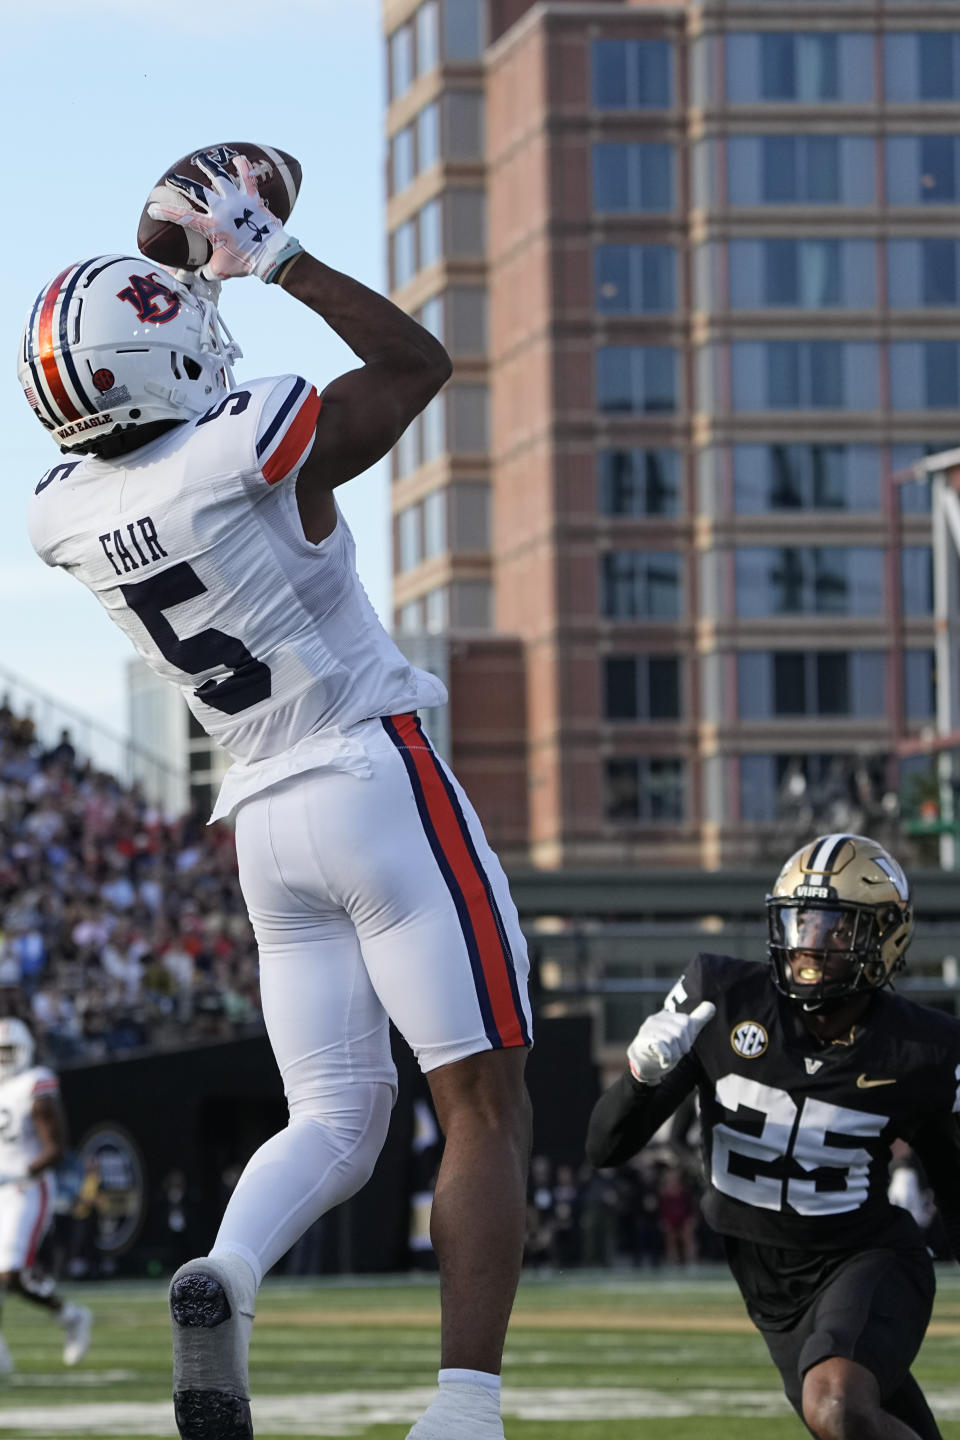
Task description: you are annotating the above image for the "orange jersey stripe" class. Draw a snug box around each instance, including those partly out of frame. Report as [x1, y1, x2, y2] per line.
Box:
[38, 266, 81, 422]
[392, 713, 526, 1047]
[261, 387, 322, 484]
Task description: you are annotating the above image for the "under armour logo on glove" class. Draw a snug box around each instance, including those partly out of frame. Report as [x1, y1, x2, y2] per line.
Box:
[234, 209, 271, 243]
[148, 153, 303, 284]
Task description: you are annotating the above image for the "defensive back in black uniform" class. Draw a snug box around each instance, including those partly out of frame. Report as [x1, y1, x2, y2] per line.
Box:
[588, 833, 960, 1440]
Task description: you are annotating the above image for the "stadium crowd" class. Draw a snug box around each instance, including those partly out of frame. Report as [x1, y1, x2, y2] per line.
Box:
[0, 700, 262, 1062]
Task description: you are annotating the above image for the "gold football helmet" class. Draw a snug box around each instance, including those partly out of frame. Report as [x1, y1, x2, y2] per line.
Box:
[766, 833, 914, 1010]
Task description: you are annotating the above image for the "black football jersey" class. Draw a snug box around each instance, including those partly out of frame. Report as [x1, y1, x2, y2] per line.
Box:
[587, 953, 960, 1254]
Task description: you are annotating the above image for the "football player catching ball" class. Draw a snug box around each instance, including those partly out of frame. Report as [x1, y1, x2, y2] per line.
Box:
[21, 152, 533, 1440]
[588, 833, 960, 1440]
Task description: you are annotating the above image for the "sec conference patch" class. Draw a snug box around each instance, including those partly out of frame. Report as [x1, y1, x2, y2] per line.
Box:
[731, 1021, 768, 1058]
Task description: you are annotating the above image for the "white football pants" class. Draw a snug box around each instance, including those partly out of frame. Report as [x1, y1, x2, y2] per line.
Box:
[0, 1175, 53, 1273]
[212, 714, 532, 1282]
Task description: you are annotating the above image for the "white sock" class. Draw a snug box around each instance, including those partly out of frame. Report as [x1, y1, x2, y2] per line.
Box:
[439, 1369, 501, 1399]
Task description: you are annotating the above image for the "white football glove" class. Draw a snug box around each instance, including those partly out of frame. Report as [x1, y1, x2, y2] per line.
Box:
[627, 1000, 716, 1085]
[148, 153, 303, 284]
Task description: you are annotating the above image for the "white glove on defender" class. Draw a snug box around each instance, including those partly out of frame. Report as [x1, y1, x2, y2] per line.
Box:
[148, 153, 303, 284]
[627, 1000, 716, 1085]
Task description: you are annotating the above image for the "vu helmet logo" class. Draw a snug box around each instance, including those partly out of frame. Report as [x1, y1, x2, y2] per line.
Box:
[731, 1022, 768, 1058]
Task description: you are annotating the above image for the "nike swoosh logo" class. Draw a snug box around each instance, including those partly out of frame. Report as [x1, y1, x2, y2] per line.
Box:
[856, 1074, 896, 1089]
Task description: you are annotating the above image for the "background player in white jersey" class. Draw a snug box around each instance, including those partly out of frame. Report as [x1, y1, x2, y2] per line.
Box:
[21, 153, 532, 1440]
[588, 834, 960, 1440]
[0, 1019, 92, 1371]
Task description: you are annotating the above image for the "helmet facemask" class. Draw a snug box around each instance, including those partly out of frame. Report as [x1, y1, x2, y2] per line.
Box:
[768, 899, 906, 1012]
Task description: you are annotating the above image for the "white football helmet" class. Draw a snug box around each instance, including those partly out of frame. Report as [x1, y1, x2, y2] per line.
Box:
[18, 255, 241, 455]
[0, 1019, 35, 1078]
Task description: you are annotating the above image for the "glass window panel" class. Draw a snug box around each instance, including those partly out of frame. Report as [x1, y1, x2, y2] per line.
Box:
[648, 657, 680, 720]
[639, 146, 674, 211]
[425, 586, 448, 633]
[392, 126, 414, 194]
[905, 649, 936, 721]
[810, 342, 844, 407]
[812, 446, 848, 508]
[598, 449, 681, 516]
[596, 245, 632, 311]
[919, 32, 955, 99]
[398, 600, 424, 633]
[419, 294, 445, 342]
[925, 340, 960, 407]
[740, 754, 776, 823]
[417, 102, 440, 172]
[807, 136, 840, 201]
[451, 580, 491, 630]
[447, 189, 485, 254]
[768, 343, 801, 407]
[395, 417, 420, 477]
[801, 240, 841, 306]
[597, 347, 633, 413]
[449, 287, 487, 351]
[634, 40, 672, 108]
[443, 0, 484, 60]
[644, 759, 685, 821]
[642, 348, 678, 413]
[922, 239, 958, 304]
[602, 552, 683, 619]
[390, 23, 413, 100]
[640, 246, 676, 312]
[760, 34, 796, 99]
[604, 759, 639, 820]
[738, 652, 771, 719]
[423, 489, 447, 557]
[422, 393, 446, 461]
[764, 239, 800, 303]
[762, 136, 797, 201]
[419, 198, 443, 269]
[450, 482, 490, 550]
[920, 134, 957, 202]
[416, 1, 440, 76]
[592, 39, 629, 107]
[815, 651, 849, 715]
[604, 658, 638, 719]
[449, 384, 488, 451]
[773, 652, 807, 714]
[850, 652, 885, 718]
[444, 91, 484, 159]
[398, 505, 421, 572]
[813, 548, 850, 614]
[902, 547, 934, 616]
[392, 220, 417, 288]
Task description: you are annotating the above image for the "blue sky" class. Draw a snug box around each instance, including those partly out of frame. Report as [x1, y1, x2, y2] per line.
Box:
[1, 0, 390, 739]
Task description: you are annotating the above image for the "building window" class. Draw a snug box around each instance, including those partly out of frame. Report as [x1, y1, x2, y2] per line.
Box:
[416, 1, 440, 76]
[740, 753, 854, 824]
[450, 580, 492, 630]
[889, 238, 960, 307]
[602, 551, 684, 620]
[389, 22, 414, 102]
[418, 294, 445, 343]
[604, 758, 685, 822]
[738, 651, 885, 720]
[591, 39, 673, 110]
[731, 341, 878, 412]
[423, 489, 447, 558]
[422, 393, 446, 463]
[449, 384, 489, 452]
[443, 91, 485, 159]
[727, 136, 874, 207]
[760, 33, 839, 100]
[398, 599, 424, 632]
[425, 586, 449, 632]
[727, 238, 875, 309]
[443, 0, 484, 61]
[885, 33, 960, 102]
[891, 342, 960, 409]
[726, 33, 873, 104]
[392, 219, 417, 288]
[592, 143, 674, 213]
[735, 548, 884, 618]
[449, 483, 490, 551]
[417, 102, 441, 172]
[887, 136, 960, 205]
[732, 444, 880, 513]
[595, 244, 676, 314]
[597, 347, 677, 414]
[905, 650, 936, 721]
[599, 449, 681, 517]
[419, 199, 443, 269]
[391, 126, 415, 195]
[449, 287, 487, 352]
[603, 655, 681, 720]
[398, 506, 422, 572]
[447, 189, 486, 255]
[902, 547, 934, 616]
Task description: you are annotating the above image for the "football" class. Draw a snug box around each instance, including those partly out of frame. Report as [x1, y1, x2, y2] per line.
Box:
[137, 142, 302, 271]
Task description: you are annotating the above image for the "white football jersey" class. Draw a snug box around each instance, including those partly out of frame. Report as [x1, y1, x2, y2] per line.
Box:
[0, 1067, 59, 1173]
[28, 375, 447, 780]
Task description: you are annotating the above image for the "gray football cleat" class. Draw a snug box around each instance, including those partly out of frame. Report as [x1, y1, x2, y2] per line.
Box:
[170, 1255, 256, 1440]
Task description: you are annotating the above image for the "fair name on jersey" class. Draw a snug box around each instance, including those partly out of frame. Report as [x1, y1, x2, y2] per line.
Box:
[99, 516, 169, 577]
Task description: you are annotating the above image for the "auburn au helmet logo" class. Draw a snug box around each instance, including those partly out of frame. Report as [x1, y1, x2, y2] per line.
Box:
[731, 1021, 768, 1058]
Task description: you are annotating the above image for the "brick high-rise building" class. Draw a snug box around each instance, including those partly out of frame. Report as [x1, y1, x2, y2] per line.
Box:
[383, 0, 960, 869]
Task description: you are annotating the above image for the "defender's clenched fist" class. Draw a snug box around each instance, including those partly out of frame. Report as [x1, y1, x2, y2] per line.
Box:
[627, 1000, 716, 1084]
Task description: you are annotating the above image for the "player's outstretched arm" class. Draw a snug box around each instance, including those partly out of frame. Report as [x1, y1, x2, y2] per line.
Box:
[279, 251, 452, 486]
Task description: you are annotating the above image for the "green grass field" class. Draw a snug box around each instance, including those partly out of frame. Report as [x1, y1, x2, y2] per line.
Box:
[0, 1267, 957, 1438]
